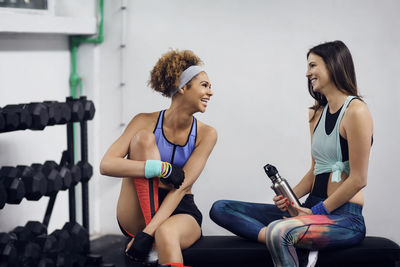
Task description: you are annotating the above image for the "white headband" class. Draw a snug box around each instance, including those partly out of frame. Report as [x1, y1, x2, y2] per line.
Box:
[170, 65, 205, 96]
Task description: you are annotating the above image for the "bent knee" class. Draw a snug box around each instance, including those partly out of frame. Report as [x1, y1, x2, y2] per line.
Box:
[265, 220, 290, 247]
[155, 224, 179, 246]
[130, 130, 156, 152]
[209, 200, 230, 222]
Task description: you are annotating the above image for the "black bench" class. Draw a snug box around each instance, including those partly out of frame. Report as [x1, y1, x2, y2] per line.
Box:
[182, 235, 400, 267]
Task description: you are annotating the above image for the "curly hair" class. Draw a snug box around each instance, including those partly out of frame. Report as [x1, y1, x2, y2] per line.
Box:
[148, 49, 203, 97]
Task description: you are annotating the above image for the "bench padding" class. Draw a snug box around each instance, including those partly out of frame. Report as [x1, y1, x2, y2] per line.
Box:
[182, 236, 400, 267]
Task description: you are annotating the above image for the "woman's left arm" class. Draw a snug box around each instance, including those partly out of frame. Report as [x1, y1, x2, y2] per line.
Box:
[144, 124, 218, 234]
[323, 100, 373, 212]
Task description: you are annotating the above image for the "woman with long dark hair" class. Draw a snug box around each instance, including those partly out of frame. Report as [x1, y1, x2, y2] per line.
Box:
[210, 41, 373, 266]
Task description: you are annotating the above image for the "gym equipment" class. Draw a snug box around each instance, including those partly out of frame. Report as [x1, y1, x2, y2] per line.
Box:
[66, 97, 84, 122]
[180, 235, 400, 267]
[0, 97, 95, 133]
[58, 165, 73, 190]
[10, 221, 47, 266]
[31, 162, 63, 196]
[0, 166, 26, 204]
[62, 222, 90, 254]
[0, 108, 5, 131]
[58, 101, 72, 124]
[43, 101, 62, 126]
[0, 232, 18, 265]
[42, 160, 72, 191]
[77, 161, 93, 183]
[0, 179, 7, 209]
[0, 107, 19, 132]
[16, 165, 47, 201]
[37, 257, 56, 267]
[2, 104, 32, 130]
[0, 97, 107, 264]
[27, 103, 49, 130]
[69, 164, 82, 186]
[80, 96, 96, 120]
[0, 221, 111, 266]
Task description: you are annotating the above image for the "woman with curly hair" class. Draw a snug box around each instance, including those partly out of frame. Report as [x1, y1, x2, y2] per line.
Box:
[100, 49, 217, 267]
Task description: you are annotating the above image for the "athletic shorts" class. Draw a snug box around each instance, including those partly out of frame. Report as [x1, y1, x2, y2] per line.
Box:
[118, 187, 202, 238]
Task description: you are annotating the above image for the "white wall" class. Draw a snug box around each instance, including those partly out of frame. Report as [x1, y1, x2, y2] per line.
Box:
[95, 0, 400, 244]
[1, 0, 399, 245]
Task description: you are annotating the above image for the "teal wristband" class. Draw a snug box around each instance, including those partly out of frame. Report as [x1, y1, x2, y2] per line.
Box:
[144, 160, 162, 178]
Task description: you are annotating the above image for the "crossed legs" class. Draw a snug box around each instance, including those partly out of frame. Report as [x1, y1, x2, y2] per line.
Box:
[265, 215, 365, 267]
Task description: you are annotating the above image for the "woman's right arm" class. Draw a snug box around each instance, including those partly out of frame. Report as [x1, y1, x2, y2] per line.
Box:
[100, 113, 150, 178]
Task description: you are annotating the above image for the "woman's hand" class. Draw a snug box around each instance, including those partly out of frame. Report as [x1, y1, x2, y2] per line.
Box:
[292, 205, 313, 216]
[160, 163, 185, 189]
[273, 195, 289, 212]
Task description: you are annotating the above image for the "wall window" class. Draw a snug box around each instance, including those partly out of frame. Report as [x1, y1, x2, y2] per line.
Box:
[0, 0, 47, 10]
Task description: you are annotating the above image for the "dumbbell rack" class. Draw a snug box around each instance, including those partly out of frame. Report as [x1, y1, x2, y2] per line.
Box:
[0, 96, 94, 235]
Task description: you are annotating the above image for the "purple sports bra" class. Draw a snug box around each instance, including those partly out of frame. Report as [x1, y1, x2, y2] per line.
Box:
[153, 110, 197, 168]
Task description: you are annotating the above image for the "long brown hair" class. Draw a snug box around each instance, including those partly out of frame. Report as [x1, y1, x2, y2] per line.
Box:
[307, 40, 360, 121]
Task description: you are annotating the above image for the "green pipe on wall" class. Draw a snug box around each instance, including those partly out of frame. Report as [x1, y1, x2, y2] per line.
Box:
[69, 0, 104, 99]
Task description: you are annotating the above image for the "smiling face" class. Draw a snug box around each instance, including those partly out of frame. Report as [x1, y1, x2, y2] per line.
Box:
[183, 72, 213, 113]
[306, 53, 333, 93]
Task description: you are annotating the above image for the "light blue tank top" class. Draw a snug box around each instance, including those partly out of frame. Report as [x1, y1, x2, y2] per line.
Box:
[312, 96, 356, 182]
[153, 110, 197, 168]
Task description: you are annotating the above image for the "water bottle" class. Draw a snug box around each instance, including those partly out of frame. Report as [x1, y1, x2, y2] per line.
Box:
[264, 163, 301, 216]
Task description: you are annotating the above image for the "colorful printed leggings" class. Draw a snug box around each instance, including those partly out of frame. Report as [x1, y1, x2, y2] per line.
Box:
[209, 195, 366, 267]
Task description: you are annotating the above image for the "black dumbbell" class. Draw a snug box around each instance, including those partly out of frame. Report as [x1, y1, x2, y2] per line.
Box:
[57, 102, 72, 124]
[58, 150, 80, 186]
[43, 101, 62, 126]
[66, 97, 84, 122]
[56, 252, 75, 267]
[68, 164, 82, 186]
[37, 257, 56, 267]
[42, 160, 72, 191]
[50, 229, 73, 253]
[27, 102, 49, 130]
[0, 179, 7, 209]
[11, 221, 47, 266]
[0, 108, 5, 131]
[77, 161, 93, 183]
[17, 241, 41, 267]
[58, 165, 73, 190]
[51, 228, 83, 267]
[0, 106, 19, 132]
[0, 232, 18, 265]
[11, 221, 47, 250]
[35, 234, 58, 258]
[2, 104, 32, 131]
[62, 222, 89, 254]
[16, 165, 47, 201]
[25, 221, 48, 236]
[0, 167, 26, 204]
[31, 162, 62, 196]
[79, 96, 96, 121]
